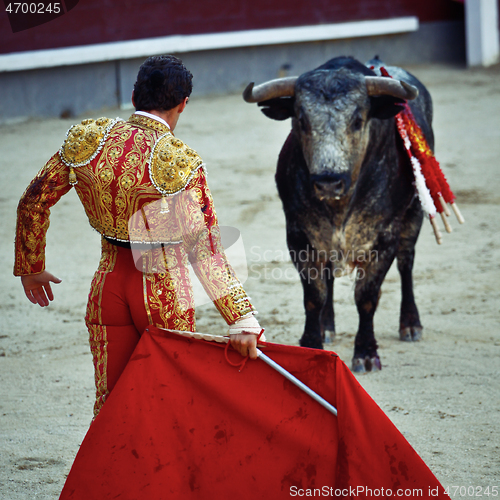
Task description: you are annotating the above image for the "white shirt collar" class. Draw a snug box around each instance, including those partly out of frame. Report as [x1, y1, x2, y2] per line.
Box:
[134, 110, 171, 130]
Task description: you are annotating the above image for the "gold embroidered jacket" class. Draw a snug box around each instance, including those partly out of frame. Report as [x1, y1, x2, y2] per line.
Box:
[14, 114, 254, 325]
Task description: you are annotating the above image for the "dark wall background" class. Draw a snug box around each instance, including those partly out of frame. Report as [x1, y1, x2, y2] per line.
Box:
[1, 0, 465, 54]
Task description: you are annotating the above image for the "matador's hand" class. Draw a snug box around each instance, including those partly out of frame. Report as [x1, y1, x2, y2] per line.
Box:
[229, 315, 265, 360]
[21, 271, 62, 307]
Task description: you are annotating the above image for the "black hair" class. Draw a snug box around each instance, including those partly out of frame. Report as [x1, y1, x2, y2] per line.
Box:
[133, 55, 193, 111]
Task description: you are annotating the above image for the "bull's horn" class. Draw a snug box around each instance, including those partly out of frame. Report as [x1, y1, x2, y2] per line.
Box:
[243, 76, 298, 103]
[365, 76, 419, 100]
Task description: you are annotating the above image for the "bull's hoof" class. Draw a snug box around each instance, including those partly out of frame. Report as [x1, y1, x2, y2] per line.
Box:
[323, 329, 335, 344]
[399, 326, 423, 342]
[300, 336, 323, 350]
[351, 356, 382, 373]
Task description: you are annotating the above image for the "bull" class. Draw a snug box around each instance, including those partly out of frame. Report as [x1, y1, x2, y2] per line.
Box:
[244, 56, 433, 372]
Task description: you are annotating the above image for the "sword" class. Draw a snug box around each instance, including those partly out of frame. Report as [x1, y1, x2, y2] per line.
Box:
[257, 349, 338, 417]
[158, 327, 338, 417]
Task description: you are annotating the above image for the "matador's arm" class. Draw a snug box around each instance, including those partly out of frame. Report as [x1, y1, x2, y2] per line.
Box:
[14, 153, 72, 277]
[178, 169, 256, 326]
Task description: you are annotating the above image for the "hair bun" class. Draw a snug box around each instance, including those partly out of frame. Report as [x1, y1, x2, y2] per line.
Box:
[149, 70, 164, 88]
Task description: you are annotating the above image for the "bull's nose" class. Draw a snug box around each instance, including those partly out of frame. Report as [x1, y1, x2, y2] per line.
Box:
[314, 179, 345, 197]
[311, 173, 351, 200]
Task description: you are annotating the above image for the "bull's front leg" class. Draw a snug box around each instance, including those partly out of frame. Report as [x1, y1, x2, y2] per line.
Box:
[288, 231, 333, 349]
[321, 270, 335, 344]
[298, 259, 333, 349]
[352, 252, 396, 372]
[397, 198, 424, 341]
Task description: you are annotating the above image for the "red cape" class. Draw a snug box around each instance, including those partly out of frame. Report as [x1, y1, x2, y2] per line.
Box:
[60, 327, 449, 499]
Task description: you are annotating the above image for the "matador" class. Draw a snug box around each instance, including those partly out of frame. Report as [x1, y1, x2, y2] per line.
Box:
[14, 55, 263, 417]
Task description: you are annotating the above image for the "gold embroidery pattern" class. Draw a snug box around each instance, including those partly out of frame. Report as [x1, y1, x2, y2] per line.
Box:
[127, 197, 184, 244]
[14, 154, 72, 276]
[149, 134, 205, 196]
[141, 245, 196, 332]
[69, 119, 207, 243]
[60, 117, 120, 166]
[85, 239, 118, 417]
[88, 324, 108, 417]
[15, 119, 254, 337]
[73, 120, 164, 242]
[178, 171, 255, 324]
[128, 113, 171, 135]
[59, 117, 123, 185]
[85, 238, 118, 325]
[189, 228, 255, 324]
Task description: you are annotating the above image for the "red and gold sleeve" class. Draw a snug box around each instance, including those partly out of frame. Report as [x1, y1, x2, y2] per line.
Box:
[14, 153, 72, 276]
[179, 168, 255, 325]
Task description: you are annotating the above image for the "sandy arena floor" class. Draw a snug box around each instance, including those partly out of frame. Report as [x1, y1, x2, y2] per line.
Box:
[0, 63, 499, 499]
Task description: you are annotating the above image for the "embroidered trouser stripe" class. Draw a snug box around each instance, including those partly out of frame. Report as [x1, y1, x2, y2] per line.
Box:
[88, 323, 141, 417]
[88, 324, 108, 417]
[86, 240, 197, 417]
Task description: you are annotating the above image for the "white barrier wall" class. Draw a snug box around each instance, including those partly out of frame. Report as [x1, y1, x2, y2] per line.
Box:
[465, 0, 500, 66]
[0, 19, 466, 123]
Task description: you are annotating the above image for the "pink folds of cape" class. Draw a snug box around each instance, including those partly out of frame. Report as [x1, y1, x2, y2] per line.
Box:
[59, 326, 449, 499]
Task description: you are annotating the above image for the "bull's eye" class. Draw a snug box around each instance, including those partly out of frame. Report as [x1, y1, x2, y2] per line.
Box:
[298, 110, 310, 133]
[352, 116, 363, 131]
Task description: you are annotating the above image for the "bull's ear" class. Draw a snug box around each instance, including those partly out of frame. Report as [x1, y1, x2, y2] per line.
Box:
[258, 96, 295, 121]
[369, 95, 405, 120]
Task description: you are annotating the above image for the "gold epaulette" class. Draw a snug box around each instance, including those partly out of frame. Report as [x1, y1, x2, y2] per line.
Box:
[59, 117, 122, 185]
[149, 134, 205, 198]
